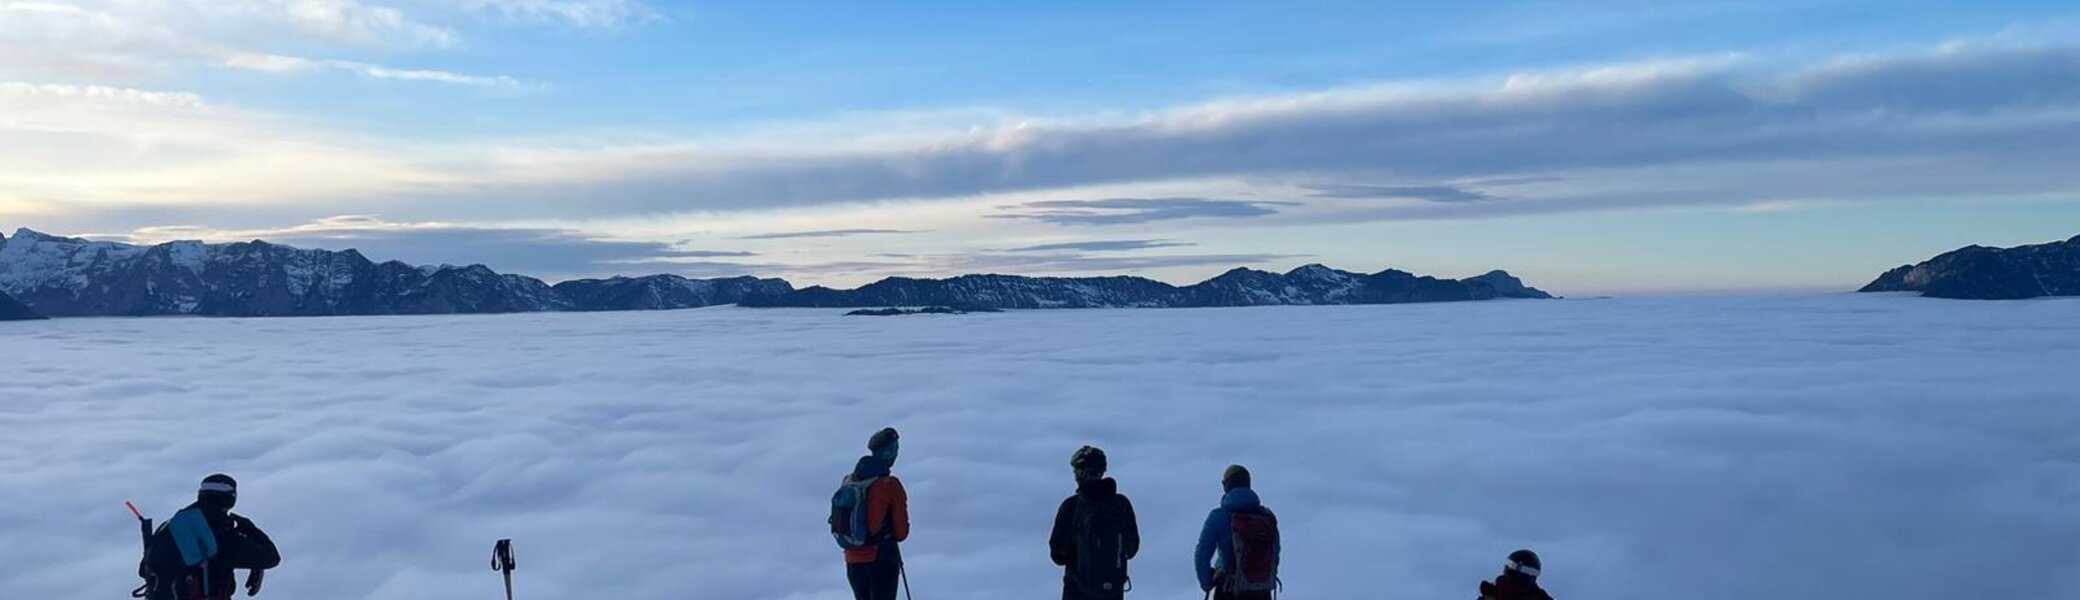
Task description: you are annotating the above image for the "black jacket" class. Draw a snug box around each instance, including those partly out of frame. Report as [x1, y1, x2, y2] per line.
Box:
[1479, 573, 1555, 600]
[1048, 478, 1140, 598]
[146, 503, 281, 600]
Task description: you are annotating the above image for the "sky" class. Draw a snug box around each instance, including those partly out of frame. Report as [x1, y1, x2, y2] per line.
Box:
[2, 0, 2078, 294]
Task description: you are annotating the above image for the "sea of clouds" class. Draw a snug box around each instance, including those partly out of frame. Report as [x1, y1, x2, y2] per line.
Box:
[1, 294, 2075, 600]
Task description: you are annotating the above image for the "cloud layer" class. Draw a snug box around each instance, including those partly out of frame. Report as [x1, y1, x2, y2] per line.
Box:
[2, 296, 2074, 600]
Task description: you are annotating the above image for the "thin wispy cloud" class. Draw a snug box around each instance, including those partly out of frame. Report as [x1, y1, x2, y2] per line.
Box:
[461, 0, 660, 29]
[1305, 184, 1498, 203]
[991, 198, 1296, 226]
[1002, 240, 1198, 252]
[737, 229, 919, 240]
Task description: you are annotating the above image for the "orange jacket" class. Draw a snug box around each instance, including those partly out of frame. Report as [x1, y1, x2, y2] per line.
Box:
[843, 476, 909, 564]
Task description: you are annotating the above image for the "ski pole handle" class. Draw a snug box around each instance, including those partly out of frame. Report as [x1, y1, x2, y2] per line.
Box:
[125, 501, 146, 521]
[492, 539, 516, 572]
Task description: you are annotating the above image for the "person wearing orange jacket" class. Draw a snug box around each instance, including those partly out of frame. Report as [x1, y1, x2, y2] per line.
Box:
[840, 427, 911, 600]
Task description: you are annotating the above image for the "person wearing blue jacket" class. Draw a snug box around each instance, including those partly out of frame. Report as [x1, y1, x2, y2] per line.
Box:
[1194, 465, 1280, 599]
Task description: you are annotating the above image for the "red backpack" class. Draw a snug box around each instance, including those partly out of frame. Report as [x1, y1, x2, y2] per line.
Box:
[1228, 508, 1280, 594]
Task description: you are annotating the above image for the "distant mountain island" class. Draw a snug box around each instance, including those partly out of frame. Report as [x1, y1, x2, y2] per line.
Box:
[1861, 234, 2080, 299]
[0, 227, 1551, 318]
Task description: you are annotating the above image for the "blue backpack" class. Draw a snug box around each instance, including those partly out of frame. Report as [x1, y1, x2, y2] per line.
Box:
[829, 476, 880, 549]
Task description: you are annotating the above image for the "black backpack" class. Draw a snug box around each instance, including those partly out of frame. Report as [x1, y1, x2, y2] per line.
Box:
[1070, 495, 1131, 598]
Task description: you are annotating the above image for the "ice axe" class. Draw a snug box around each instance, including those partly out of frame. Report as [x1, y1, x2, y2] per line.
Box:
[491, 539, 516, 600]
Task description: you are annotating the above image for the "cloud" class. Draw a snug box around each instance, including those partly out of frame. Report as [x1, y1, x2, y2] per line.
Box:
[222, 53, 520, 86]
[119, 216, 737, 280]
[0, 0, 505, 84]
[1305, 183, 1497, 203]
[736, 229, 919, 240]
[460, 0, 658, 29]
[1002, 239, 1198, 252]
[991, 198, 1296, 226]
[272, 42, 2072, 223]
[11, 41, 2080, 232]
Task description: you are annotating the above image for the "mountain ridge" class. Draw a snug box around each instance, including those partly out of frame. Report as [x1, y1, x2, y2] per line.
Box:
[0, 227, 1552, 317]
[1860, 234, 2080, 299]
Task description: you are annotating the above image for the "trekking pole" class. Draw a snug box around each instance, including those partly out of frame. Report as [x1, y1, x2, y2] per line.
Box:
[900, 563, 913, 600]
[491, 539, 516, 600]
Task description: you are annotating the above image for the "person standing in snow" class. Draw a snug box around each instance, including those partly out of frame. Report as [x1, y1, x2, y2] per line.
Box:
[140, 474, 281, 600]
[1049, 446, 1140, 600]
[1478, 550, 1555, 600]
[837, 427, 910, 600]
[1194, 465, 1280, 600]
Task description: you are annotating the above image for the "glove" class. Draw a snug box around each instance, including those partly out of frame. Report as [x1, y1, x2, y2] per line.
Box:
[245, 569, 265, 596]
[228, 514, 256, 530]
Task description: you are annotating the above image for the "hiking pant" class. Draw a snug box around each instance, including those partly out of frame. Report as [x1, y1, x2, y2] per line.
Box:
[1212, 572, 1273, 600]
[1062, 577, 1126, 600]
[846, 557, 901, 600]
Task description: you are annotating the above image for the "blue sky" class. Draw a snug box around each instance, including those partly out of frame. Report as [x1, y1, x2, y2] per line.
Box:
[2, 1, 2077, 293]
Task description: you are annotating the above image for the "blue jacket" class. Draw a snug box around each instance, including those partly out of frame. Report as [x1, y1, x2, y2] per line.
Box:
[1194, 487, 1279, 590]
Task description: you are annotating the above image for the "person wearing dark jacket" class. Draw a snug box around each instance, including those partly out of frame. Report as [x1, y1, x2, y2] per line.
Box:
[144, 474, 281, 600]
[1478, 549, 1555, 600]
[1049, 446, 1140, 600]
[842, 428, 911, 600]
[1194, 465, 1279, 600]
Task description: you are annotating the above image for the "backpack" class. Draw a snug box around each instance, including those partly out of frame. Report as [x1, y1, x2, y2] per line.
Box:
[829, 476, 881, 550]
[1227, 507, 1280, 594]
[136, 520, 204, 600]
[1070, 495, 1132, 598]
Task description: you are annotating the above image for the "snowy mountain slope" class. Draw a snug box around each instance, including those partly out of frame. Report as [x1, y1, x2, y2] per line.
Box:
[0, 228, 572, 316]
[1861, 234, 2080, 299]
[0, 287, 39, 320]
[0, 227, 1552, 317]
[551, 274, 794, 311]
[745, 264, 1554, 308]
[0, 295, 2071, 600]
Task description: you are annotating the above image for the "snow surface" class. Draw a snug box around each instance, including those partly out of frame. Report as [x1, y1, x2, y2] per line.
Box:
[2, 294, 2077, 600]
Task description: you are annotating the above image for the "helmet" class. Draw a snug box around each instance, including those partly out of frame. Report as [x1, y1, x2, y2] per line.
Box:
[198, 473, 238, 510]
[1070, 446, 1107, 479]
[1505, 549, 1542, 579]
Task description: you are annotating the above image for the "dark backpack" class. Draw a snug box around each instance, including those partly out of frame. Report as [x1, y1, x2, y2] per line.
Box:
[829, 476, 880, 550]
[1227, 507, 1280, 594]
[1071, 495, 1132, 597]
[136, 521, 203, 600]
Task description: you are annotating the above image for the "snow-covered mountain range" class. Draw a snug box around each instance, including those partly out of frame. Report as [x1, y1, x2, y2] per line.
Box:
[739, 265, 1552, 308]
[0, 227, 1550, 317]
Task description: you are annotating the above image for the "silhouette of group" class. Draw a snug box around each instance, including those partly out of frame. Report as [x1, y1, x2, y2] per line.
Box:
[131, 427, 1557, 600]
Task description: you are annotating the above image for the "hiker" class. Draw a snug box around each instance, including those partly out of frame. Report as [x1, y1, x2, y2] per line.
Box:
[1194, 465, 1280, 599]
[1049, 446, 1140, 600]
[139, 474, 281, 600]
[1478, 550, 1555, 600]
[830, 427, 911, 600]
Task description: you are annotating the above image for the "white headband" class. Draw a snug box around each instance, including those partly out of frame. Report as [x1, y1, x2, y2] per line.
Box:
[199, 482, 236, 493]
[1506, 561, 1540, 577]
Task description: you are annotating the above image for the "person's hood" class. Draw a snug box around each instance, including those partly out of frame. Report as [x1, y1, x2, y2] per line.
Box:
[1220, 487, 1261, 510]
[1076, 477, 1119, 499]
[852, 455, 892, 480]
